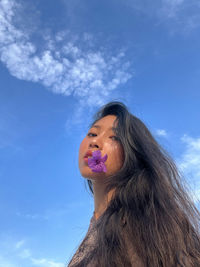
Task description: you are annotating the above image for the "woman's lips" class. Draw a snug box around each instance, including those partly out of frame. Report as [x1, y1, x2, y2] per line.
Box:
[84, 150, 93, 158]
[83, 150, 108, 173]
[83, 155, 92, 164]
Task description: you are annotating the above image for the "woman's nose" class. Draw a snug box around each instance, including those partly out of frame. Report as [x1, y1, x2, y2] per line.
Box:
[89, 139, 99, 149]
[89, 137, 102, 149]
[89, 143, 99, 149]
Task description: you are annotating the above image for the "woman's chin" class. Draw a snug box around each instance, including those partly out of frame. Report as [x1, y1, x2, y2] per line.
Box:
[80, 168, 107, 179]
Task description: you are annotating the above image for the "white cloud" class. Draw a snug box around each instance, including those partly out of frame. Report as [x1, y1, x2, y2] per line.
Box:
[161, 0, 185, 18]
[15, 201, 86, 224]
[124, 0, 200, 33]
[160, 0, 200, 33]
[0, 256, 15, 267]
[16, 211, 48, 220]
[23, 251, 65, 267]
[0, 235, 65, 267]
[15, 239, 25, 249]
[31, 258, 64, 267]
[18, 248, 32, 259]
[177, 134, 200, 203]
[0, 0, 132, 107]
[155, 129, 168, 137]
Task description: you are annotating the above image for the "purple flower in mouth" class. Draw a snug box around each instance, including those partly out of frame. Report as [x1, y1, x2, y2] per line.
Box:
[88, 150, 108, 173]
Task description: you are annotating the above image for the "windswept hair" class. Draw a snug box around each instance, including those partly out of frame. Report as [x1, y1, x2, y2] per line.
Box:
[72, 101, 200, 267]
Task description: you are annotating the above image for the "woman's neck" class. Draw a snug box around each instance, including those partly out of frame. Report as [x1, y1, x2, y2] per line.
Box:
[92, 180, 115, 220]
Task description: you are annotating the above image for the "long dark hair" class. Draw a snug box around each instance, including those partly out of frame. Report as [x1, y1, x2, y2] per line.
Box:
[73, 101, 200, 266]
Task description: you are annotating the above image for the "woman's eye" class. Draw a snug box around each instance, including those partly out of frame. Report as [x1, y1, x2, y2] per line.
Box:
[87, 132, 96, 137]
[87, 133, 118, 141]
[111, 136, 119, 141]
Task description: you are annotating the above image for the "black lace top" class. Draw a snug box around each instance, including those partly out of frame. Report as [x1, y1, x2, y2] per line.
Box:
[67, 212, 97, 267]
[67, 212, 191, 266]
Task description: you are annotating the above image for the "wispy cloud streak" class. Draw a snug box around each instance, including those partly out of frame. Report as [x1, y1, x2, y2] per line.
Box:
[155, 129, 168, 137]
[177, 134, 200, 203]
[0, 0, 132, 106]
[124, 0, 200, 33]
[0, 255, 15, 267]
[160, 0, 200, 32]
[0, 237, 65, 267]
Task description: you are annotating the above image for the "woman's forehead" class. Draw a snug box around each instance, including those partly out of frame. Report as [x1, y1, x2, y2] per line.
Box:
[92, 115, 118, 128]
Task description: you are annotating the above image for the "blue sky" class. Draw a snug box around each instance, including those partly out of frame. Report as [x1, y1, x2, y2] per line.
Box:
[0, 0, 200, 266]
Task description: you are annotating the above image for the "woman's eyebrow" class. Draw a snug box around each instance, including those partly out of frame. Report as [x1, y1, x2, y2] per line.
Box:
[91, 125, 117, 131]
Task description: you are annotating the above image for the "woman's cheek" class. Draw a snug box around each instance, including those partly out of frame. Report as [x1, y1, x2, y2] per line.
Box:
[79, 139, 87, 167]
[80, 138, 87, 152]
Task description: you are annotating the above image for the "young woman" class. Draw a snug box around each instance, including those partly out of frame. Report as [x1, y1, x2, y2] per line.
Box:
[68, 101, 200, 267]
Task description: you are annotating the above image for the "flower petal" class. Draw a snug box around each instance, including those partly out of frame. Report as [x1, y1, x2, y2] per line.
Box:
[92, 150, 101, 160]
[87, 150, 107, 173]
[101, 154, 108, 163]
[102, 164, 107, 172]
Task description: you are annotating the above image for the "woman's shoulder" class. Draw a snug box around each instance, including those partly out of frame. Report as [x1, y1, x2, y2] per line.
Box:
[67, 213, 97, 266]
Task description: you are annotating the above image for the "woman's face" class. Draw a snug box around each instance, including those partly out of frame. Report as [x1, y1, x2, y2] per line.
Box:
[79, 115, 124, 180]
